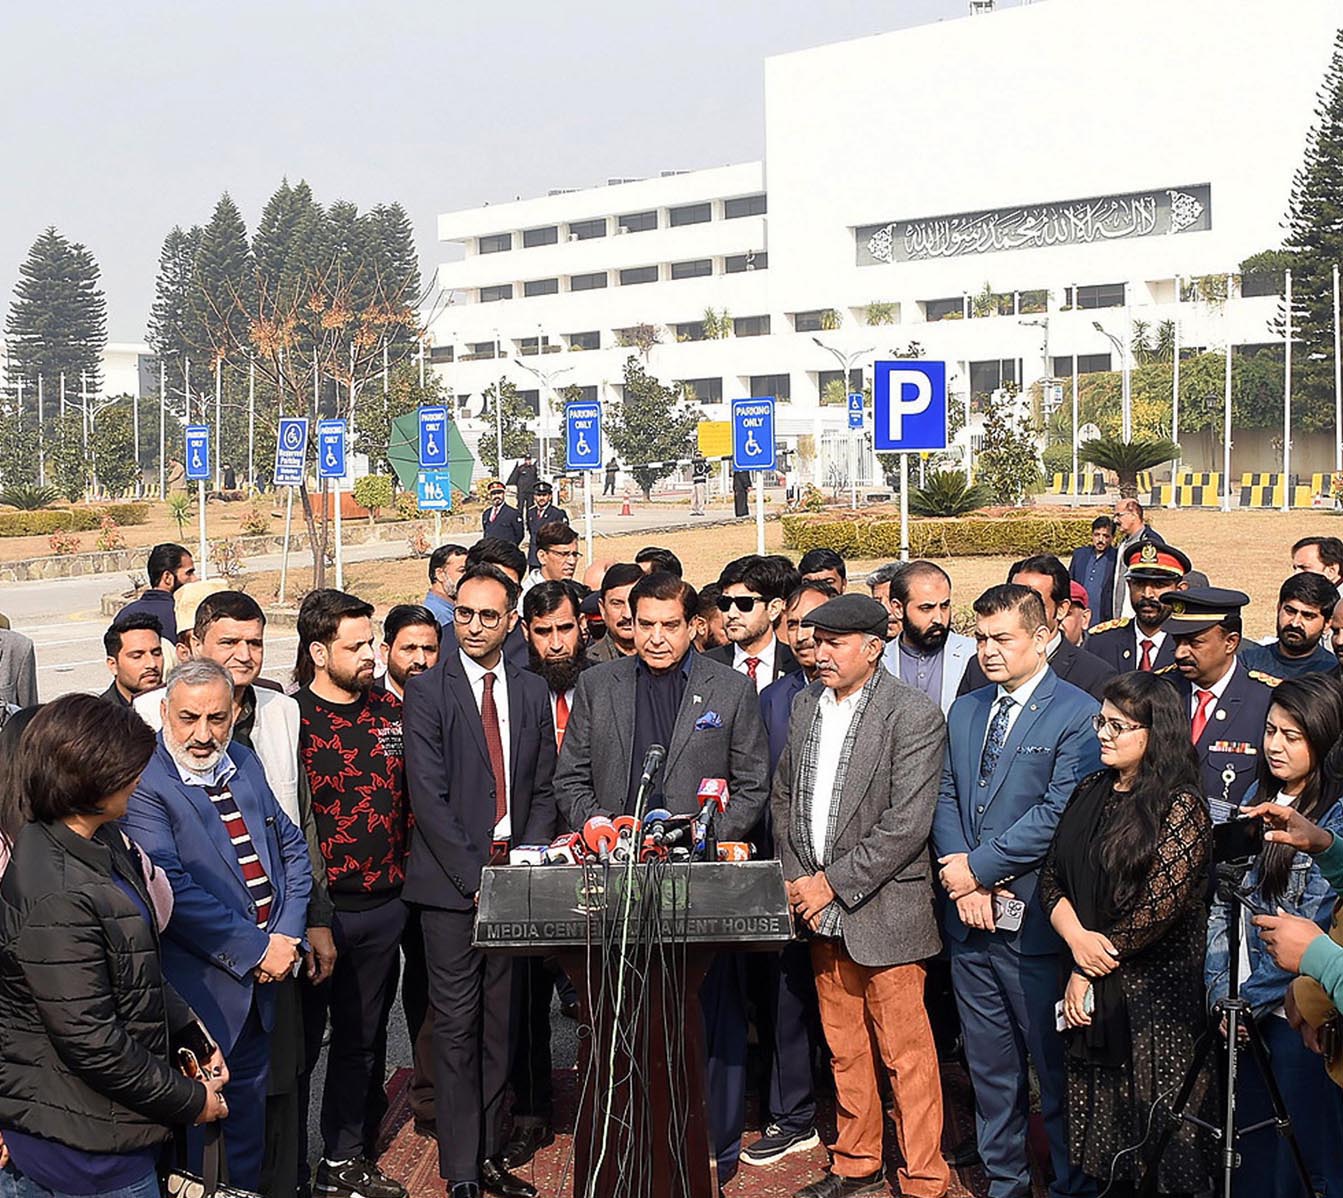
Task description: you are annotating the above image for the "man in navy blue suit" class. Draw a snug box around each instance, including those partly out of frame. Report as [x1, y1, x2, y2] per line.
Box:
[932, 584, 1102, 1198]
[402, 564, 558, 1198]
[1067, 517, 1117, 624]
[124, 658, 312, 1191]
[481, 481, 525, 546]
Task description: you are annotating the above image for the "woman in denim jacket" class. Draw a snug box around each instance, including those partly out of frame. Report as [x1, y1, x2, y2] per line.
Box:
[1205, 673, 1343, 1197]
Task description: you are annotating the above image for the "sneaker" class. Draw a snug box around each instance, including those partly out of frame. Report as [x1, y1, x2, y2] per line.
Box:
[740, 1123, 821, 1167]
[793, 1168, 886, 1198]
[314, 1158, 408, 1198]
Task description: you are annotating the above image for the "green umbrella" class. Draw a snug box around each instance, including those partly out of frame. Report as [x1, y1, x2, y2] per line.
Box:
[387, 410, 477, 497]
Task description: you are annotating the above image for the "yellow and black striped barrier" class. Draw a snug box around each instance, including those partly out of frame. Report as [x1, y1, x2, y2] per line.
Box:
[1239, 472, 1286, 508]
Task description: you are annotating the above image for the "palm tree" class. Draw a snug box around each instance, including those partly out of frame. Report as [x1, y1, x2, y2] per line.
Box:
[1081, 435, 1180, 498]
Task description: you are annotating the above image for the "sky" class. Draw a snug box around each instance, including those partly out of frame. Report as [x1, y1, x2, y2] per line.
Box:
[0, 0, 1019, 344]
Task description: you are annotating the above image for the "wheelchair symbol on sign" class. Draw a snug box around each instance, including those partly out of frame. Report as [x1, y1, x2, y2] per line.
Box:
[425, 434, 439, 457]
[191, 451, 203, 470]
[324, 446, 338, 468]
[575, 432, 590, 456]
[284, 426, 303, 450]
[743, 430, 762, 457]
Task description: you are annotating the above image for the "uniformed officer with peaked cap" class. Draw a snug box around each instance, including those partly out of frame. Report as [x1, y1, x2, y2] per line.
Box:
[1157, 586, 1279, 817]
[1085, 542, 1193, 673]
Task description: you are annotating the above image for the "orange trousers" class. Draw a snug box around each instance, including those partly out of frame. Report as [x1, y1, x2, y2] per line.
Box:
[811, 941, 950, 1197]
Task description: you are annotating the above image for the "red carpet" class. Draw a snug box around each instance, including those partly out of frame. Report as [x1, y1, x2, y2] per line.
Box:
[374, 1065, 1049, 1197]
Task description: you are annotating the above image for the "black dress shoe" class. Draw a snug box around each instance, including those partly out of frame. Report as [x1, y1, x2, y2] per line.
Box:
[499, 1120, 554, 1170]
[943, 1133, 980, 1168]
[450, 1185, 481, 1198]
[480, 1158, 537, 1198]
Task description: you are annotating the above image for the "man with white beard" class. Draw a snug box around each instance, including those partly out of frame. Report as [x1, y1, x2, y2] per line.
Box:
[123, 659, 312, 1192]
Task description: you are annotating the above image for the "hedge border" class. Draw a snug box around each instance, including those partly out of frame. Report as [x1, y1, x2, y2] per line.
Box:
[0, 503, 150, 538]
[781, 513, 1097, 559]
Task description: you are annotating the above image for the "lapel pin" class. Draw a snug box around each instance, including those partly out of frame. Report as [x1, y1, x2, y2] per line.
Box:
[693, 694, 702, 704]
[1216, 710, 1226, 720]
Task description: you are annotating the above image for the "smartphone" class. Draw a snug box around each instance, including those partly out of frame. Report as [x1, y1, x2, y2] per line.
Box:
[992, 892, 1026, 933]
[177, 1047, 202, 1079]
[1214, 815, 1264, 864]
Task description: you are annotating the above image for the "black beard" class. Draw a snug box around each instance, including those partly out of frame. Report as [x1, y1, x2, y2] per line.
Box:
[904, 622, 949, 654]
[529, 649, 588, 693]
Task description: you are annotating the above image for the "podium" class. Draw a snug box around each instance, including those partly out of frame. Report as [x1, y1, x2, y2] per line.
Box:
[475, 861, 793, 1198]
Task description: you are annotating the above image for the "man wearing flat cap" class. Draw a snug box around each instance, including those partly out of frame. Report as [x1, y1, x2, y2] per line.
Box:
[771, 594, 950, 1198]
[1085, 542, 1192, 673]
[1159, 586, 1278, 815]
[481, 480, 524, 546]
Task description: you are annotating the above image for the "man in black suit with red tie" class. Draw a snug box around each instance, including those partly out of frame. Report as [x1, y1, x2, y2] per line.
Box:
[402, 564, 558, 1198]
[481, 481, 524, 546]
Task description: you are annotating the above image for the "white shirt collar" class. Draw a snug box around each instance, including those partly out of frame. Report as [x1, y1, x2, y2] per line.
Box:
[1045, 631, 1063, 659]
[996, 658, 1049, 708]
[820, 684, 863, 712]
[1136, 626, 1167, 650]
[171, 747, 238, 789]
[1198, 656, 1238, 700]
[459, 647, 504, 685]
[734, 636, 776, 669]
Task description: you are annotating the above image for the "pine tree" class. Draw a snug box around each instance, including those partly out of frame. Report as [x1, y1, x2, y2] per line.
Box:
[146, 225, 204, 369]
[1283, 28, 1343, 428]
[608, 357, 701, 499]
[193, 193, 252, 357]
[5, 227, 107, 403]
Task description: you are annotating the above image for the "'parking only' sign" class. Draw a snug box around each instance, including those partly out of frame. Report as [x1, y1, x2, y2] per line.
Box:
[731, 398, 776, 471]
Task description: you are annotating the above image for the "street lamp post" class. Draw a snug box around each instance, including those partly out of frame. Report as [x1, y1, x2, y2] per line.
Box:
[812, 337, 874, 506]
[1092, 319, 1132, 440]
[513, 347, 573, 481]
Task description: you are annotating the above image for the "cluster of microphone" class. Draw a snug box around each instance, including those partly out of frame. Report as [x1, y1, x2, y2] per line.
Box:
[509, 777, 754, 866]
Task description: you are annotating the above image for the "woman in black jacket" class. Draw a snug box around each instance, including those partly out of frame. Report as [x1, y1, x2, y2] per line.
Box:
[0, 695, 227, 1198]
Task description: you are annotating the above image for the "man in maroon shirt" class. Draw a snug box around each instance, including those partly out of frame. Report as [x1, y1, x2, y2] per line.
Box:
[294, 590, 408, 1198]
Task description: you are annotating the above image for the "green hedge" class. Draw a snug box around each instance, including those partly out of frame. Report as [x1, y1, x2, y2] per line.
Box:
[0, 503, 150, 538]
[781, 513, 1096, 559]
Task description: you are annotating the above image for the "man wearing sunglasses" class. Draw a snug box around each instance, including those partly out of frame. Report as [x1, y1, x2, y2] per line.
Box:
[705, 555, 800, 693]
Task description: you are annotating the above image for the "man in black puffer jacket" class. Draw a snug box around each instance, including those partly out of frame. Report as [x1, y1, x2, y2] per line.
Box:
[0, 696, 226, 1188]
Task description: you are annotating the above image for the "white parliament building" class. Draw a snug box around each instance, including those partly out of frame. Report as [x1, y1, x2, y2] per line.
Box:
[428, 0, 1341, 487]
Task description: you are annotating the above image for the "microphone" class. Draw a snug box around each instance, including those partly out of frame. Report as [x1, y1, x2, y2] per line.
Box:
[640, 743, 667, 784]
[611, 814, 641, 864]
[542, 832, 583, 865]
[695, 778, 729, 860]
[582, 816, 619, 861]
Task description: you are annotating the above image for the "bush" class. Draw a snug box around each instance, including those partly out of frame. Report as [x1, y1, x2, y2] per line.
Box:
[48, 529, 81, 555]
[394, 491, 420, 521]
[95, 515, 126, 552]
[240, 502, 271, 537]
[0, 484, 60, 510]
[908, 470, 992, 517]
[0, 503, 148, 538]
[353, 475, 395, 520]
[782, 513, 1097, 559]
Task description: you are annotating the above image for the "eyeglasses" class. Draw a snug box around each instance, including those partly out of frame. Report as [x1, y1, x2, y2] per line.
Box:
[543, 549, 582, 560]
[717, 595, 763, 613]
[453, 606, 505, 629]
[1091, 713, 1147, 738]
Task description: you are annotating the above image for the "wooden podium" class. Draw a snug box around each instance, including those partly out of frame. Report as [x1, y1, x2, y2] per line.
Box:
[475, 861, 792, 1198]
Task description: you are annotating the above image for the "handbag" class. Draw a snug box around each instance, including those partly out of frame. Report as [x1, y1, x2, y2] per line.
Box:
[165, 1126, 262, 1198]
[1290, 903, 1343, 1089]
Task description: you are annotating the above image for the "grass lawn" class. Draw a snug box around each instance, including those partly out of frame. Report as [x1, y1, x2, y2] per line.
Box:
[238, 504, 1336, 641]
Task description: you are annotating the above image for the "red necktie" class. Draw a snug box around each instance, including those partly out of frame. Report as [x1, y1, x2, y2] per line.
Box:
[1191, 689, 1215, 744]
[481, 672, 508, 826]
[1140, 639, 1154, 671]
[746, 657, 761, 682]
[554, 690, 569, 750]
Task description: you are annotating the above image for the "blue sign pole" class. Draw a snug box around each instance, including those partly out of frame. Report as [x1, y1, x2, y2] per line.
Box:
[317, 419, 348, 587]
[565, 400, 603, 559]
[185, 425, 210, 579]
[732, 398, 776, 553]
[272, 417, 309, 605]
[873, 361, 948, 561]
[847, 392, 864, 510]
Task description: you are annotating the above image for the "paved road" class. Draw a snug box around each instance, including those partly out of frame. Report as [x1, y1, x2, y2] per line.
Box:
[3, 506, 755, 700]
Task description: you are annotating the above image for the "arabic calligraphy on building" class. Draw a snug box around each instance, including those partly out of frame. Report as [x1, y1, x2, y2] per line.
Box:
[856, 184, 1210, 266]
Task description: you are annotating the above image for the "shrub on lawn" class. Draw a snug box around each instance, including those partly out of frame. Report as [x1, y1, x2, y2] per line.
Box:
[782, 513, 1096, 559]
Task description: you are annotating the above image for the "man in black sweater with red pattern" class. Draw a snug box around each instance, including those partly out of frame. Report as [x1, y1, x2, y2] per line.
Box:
[294, 589, 408, 1198]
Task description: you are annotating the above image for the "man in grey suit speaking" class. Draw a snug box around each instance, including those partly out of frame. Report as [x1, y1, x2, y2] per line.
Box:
[553, 569, 770, 1184]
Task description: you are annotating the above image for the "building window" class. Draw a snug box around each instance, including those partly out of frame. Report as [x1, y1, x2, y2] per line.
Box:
[669, 202, 712, 227]
[792, 310, 831, 333]
[924, 297, 965, 322]
[618, 210, 658, 233]
[478, 232, 512, 254]
[570, 271, 608, 292]
[568, 330, 600, 351]
[724, 194, 767, 219]
[522, 225, 558, 248]
[1053, 353, 1114, 375]
[1018, 288, 1048, 314]
[678, 377, 722, 403]
[1240, 270, 1282, 298]
[670, 259, 713, 281]
[619, 266, 659, 286]
[428, 345, 454, 364]
[675, 321, 706, 342]
[517, 336, 555, 357]
[750, 373, 790, 401]
[724, 251, 766, 273]
[479, 284, 513, 303]
[463, 341, 497, 361]
[568, 218, 607, 241]
[970, 359, 1019, 394]
[523, 278, 559, 297]
[517, 389, 540, 415]
[572, 385, 598, 403]
[734, 315, 771, 338]
[818, 369, 863, 402]
[1067, 283, 1127, 310]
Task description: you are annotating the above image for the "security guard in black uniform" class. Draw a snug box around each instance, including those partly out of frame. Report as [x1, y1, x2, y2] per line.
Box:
[1085, 542, 1192, 673]
[1156, 587, 1280, 818]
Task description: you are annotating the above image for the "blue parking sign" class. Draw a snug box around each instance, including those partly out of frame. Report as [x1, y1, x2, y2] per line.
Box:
[416, 470, 452, 511]
[565, 401, 602, 470]
[185, 426, 210, 482]
[847, 392, 864, 430]
[274, 417, 309, 488]
[873, 361, 947, 452]
[318, 419, 347, 479]
[419, 406, 448, 468]
[731, 398, 776, 471]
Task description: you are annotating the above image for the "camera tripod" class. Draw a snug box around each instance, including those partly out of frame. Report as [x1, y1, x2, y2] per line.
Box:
[1138, 866, 1312, 1198]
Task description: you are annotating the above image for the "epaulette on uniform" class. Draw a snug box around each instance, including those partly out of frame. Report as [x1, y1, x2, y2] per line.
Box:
[1088, 617, 1131, 635]
[1153, 663, 1180, 676]
[1248, 669, 1283, 689]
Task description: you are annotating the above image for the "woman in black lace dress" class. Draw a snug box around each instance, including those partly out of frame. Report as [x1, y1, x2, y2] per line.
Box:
[1041, 671, 1214, 1197]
